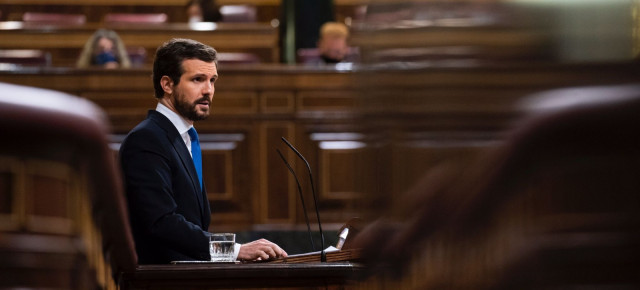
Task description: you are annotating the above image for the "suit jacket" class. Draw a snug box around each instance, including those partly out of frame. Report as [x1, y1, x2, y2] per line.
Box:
[120, 110, 211, 264]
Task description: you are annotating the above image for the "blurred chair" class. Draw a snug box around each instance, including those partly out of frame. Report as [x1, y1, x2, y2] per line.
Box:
[354, 84, 640, 289]
[0, 82, 136, 289]
[103, 13, 168, 24]
[126, 46, 147, 67]
[296, 48, 321, 64]
[220, 5, 257, 23]
[0, 49, 51, 66]
[217, 52, 260, 65]
[296, 47, 360, 64]
[22, 12, 86, 25]
[482, 84, 640, 289]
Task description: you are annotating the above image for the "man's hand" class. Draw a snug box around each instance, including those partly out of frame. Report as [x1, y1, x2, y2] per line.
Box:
[237, 239, 288, 261]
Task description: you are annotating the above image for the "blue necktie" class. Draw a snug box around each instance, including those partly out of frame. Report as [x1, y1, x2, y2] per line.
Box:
[188, 127, 203, 191]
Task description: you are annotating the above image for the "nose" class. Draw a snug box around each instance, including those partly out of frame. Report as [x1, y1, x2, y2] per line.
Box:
[203, 81, 214, 95]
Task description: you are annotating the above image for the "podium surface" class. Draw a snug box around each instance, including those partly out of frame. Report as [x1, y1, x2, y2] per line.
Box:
[121, 262, 364, 289]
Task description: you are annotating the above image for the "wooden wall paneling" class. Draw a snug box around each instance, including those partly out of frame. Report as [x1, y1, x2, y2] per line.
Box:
[389, 134, 497, 203]
[2, 63, 640, 233]
[260, 90, 295, 114]
[297, 90, 358, 115]
[355, 132, 394, 222]
[201, 131, 255, 231]
[311, 132, 366, 223]
[24, 159, 74, 235]
[213, 90, 259, 115]
[259, 121, 295, 224]
[289, 115, 365, 225]
[81, 91, 155, 134]
[315, 134, 364, 200]
[203, 139, 236, 201]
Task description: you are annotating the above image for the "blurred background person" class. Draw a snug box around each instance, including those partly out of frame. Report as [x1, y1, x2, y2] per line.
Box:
[298, 21, 358, 65]
[317, 22, 352, 64]
[77, 29, 131, 69]
[186, 0, 221, 23]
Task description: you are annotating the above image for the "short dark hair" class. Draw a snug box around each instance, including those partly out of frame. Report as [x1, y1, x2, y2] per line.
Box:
[152, 38, 218, 99]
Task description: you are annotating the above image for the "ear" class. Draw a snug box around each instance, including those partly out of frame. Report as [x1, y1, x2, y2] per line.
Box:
[160, 76, 174, 95]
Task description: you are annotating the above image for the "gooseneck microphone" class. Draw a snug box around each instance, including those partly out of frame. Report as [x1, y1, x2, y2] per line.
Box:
[276, 148, 316, 252]
[280, 137, 327, 262]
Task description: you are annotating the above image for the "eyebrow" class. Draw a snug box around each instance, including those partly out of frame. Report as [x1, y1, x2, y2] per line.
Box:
[191, 73, 218, 80]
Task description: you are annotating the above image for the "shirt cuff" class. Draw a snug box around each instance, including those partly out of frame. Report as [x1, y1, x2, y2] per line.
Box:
[233, 242, 241, 260]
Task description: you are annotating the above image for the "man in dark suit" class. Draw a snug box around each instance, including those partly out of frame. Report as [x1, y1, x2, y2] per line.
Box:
[120, 38, 287, 264]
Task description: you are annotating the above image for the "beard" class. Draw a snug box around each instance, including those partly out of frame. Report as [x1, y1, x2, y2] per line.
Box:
[174, 91, 211, 122]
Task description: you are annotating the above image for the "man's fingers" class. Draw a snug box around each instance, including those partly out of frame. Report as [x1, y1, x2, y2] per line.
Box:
[276, 246, 288, 257]
[239, 239, 288, 261]
[259, 250, 270, 260]
[263, 247, 277, 258]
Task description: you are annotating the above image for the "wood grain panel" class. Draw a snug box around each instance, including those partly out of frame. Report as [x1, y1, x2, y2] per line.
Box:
[320, 149, 361, 200]
[298, 91, 357, 112]
[201, 131, 252, 230]
[259, 122, 295, 224]
[260, 91, 294, 114]
[24, 160, 74, 235]
[201, 134, 246, 201]
[204, 151, 233, 201]
[213, 91, 258, 115]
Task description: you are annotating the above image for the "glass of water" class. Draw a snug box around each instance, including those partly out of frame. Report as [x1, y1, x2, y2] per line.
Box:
[209, 233, 235, 262]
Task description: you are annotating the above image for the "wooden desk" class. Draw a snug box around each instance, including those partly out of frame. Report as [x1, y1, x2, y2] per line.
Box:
[0, 22, 279, 65]
[121, 262, 364, 289]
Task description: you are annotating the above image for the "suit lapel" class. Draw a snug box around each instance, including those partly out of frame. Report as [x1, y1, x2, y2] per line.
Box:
[148, 111, 204, 213]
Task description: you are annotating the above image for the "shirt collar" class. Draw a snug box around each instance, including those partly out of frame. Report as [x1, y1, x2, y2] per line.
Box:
[155, 102, 193, 135]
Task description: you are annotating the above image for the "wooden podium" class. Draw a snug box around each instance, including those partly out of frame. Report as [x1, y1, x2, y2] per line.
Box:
[120, 262, 364, 290]
[120, 220, 364, 289]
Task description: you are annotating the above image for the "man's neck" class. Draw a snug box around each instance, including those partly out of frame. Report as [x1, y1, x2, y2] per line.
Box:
[158, 97, 193, 125]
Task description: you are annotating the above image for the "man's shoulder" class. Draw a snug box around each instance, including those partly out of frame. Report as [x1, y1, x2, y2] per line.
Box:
[127, 111, 170, 135]
[121, 113, 168, 148]
[127, 118, 160, 139]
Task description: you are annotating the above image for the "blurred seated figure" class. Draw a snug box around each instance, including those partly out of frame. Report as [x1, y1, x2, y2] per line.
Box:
[298, 22, 358, 65]
[186, 0, 222, 23]
[77, 29, 131, 69]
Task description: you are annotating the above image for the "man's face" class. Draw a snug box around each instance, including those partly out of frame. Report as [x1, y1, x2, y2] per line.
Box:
[319, 36, 348, 62]
[171, 59, 218, 122]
